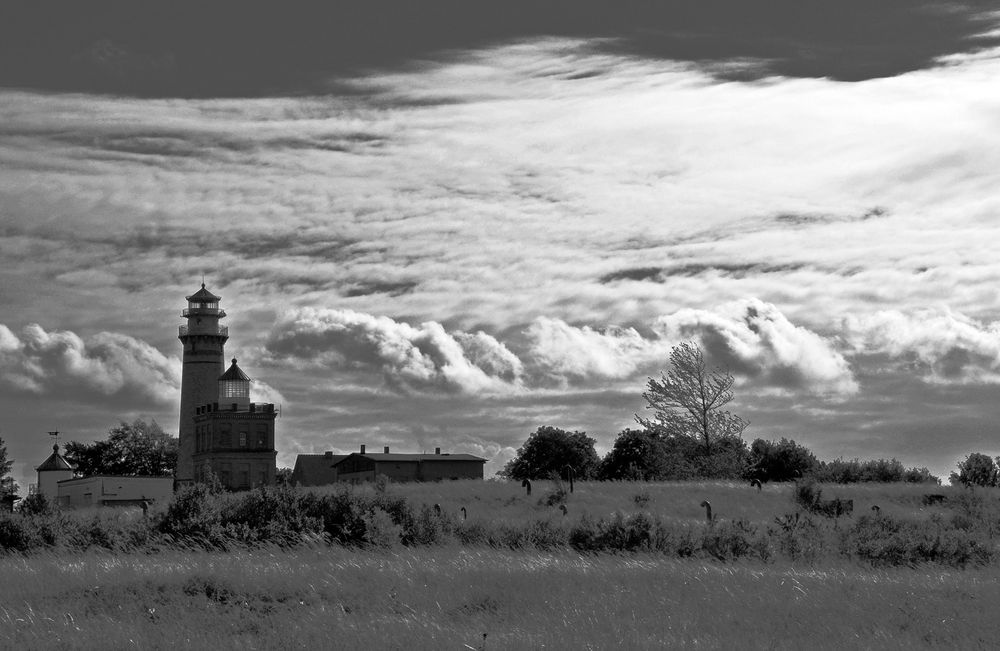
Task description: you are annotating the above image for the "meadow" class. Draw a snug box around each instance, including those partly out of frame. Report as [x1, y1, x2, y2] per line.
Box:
[2, 480, 1000, 649]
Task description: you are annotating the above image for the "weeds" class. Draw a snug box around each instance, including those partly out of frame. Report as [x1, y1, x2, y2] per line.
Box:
[3, 481, 1000, 568]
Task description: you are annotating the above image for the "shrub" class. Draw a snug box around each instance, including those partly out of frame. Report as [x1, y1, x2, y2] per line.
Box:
[812, 458, 940, 484]
[218, 486, 324, 546]
[0, 514, 34, 552]
[362, 508, 402, 549]
[843, 514, 994, 567]
[541, 480, 568, 507]
[18, 493, 52, 517]
[793, 479, 822, 510]
[770, 513, 826, 562]
[408, 504, 453, 546]
[902, 466, 940, 484]
[699, 519, 765, 561]
[569, 512, 698, 556]
[747, 438, 818, 482]
[158, 483, 223, 544]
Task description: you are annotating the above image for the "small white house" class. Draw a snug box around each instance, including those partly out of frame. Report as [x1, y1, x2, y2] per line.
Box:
[56, 476, 173, 509]
[35, 444, 75, 498]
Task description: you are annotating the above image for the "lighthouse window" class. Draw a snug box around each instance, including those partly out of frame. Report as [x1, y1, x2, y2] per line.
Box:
[239, 432, 247, 448]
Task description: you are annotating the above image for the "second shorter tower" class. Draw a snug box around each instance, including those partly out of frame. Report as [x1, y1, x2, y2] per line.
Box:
[192, 358, 277, 490]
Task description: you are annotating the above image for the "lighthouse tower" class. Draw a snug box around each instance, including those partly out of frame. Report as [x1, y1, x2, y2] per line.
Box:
[177, 284, 228, 485]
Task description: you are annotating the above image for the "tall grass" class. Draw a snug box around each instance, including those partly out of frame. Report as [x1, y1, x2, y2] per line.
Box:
[1, 480, 996, 567]
[2, 547, 1000, 650]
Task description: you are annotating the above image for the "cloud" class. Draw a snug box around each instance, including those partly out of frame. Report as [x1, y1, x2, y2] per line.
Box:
[0, 323, 181, 405]
[524, 317, 669, 383]
[843, 309, 1000, 384]
[652, 299, 858, 395]
[265, 308, 524, 395]
[523, 299, 856, 396]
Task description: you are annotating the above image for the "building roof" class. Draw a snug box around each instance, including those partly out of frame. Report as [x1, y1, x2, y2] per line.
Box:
[57, 475, 173, 485]
[35, 444, 75, 472]
[186, 283, 221, 302]
[292, 453, 347, 486]
[332, 452, 486, 467]
[219, 358, 252, 382]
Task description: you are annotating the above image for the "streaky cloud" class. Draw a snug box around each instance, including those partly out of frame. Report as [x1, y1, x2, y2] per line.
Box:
[843, 309, 1000, 384]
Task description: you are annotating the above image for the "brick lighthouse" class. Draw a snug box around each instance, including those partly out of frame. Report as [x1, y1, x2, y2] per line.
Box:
[177, 284, 277, 489]
[177, 284, 229, 485]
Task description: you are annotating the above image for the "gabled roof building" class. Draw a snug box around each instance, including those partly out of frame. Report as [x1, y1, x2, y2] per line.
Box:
[291, 451, 347, 487]
[35, 443, 75, 498]
[333, 446, 486, 483]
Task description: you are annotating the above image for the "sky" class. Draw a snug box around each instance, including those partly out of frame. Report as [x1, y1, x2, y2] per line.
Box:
[3, 1, 1000, 490]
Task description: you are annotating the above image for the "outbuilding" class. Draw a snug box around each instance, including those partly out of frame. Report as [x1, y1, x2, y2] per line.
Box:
[291, 451, 347, 486]
[55, 476, 173, 509]
[333, 446, 486, 483]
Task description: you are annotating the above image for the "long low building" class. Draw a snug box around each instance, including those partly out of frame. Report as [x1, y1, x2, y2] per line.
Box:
[291, 446, 487, 485]
[56, 476, 173, 509]
[333, 446, 486, 483]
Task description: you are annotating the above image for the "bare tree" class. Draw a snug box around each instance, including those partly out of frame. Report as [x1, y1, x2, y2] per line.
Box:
[637, 341, 747, 454]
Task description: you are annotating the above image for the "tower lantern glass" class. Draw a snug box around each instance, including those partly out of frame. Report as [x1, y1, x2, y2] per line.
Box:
[219, 358, 252, 407]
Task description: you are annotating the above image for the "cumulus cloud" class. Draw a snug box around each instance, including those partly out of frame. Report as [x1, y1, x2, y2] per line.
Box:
[843, 309, 1000, 384]
[265, 308, 524, 395]
[521, 299, 856, 396]
[524, 317, 670, 383]
[0, 323, 180, 405]
[653, 299, 858, 395]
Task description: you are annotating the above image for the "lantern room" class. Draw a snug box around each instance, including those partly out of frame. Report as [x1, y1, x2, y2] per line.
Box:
[183, 283, 226, 318]
[219, 358, 251, 408]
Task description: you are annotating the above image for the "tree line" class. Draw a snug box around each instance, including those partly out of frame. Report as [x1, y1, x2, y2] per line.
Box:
[3, 341, 1000, 492]
[498, 424, 942, 484]
[500, 342, 941, 484]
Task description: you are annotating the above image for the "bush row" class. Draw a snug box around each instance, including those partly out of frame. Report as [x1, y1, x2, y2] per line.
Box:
[0, 484, 994, 568]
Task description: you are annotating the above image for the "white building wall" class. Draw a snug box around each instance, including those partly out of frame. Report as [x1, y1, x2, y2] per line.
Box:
[37, 470, 74, 498]
[57, 477, 173, 508]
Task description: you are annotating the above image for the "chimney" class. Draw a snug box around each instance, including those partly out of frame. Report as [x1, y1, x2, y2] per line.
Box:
[324, 451, 332, 459]
[435, 447, 441, 455]
[383, 446, 390, 454]
[360, 444, 366, 454]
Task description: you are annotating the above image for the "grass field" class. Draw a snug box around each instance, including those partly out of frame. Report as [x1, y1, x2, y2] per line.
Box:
[2, 480, 998, 649]
[3, 547, 1000, 650]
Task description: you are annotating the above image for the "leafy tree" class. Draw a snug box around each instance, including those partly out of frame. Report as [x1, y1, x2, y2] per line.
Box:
[500, 426, 600, 481]
[599, 429, 671, 480]
[637, 342, 748, 454]
[63, 419, 178, 477]
[599, 427, 748, 481]
[691, 433, 749, 480]
[747, 438, 818, 482]
[949, 453, 998, 487]
[275, 467, 293, 486]
[0, 436, 17, 498]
